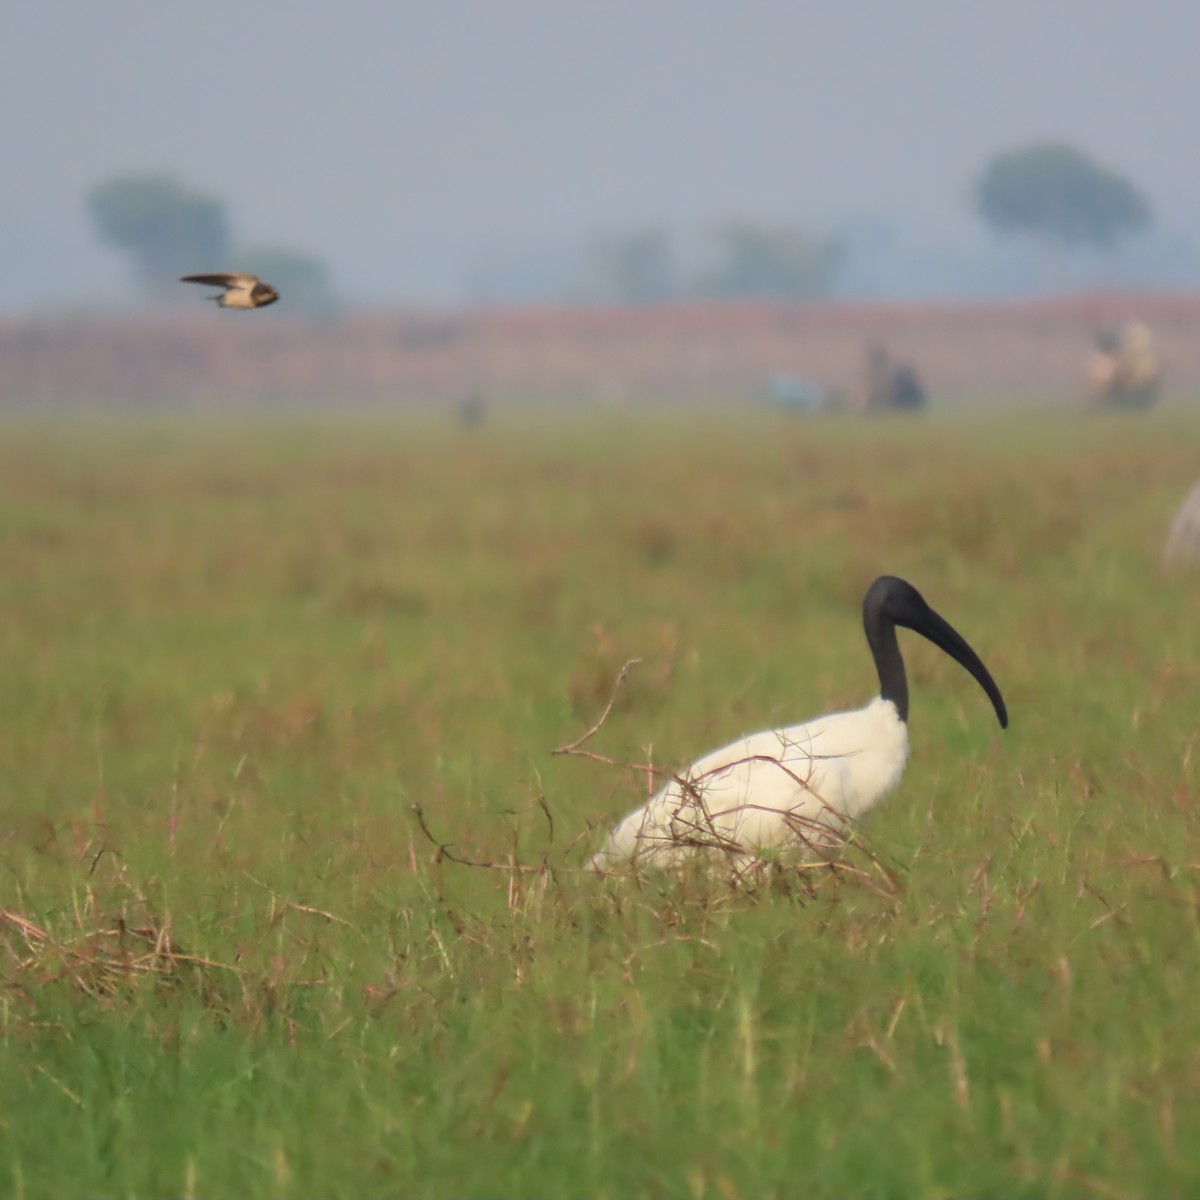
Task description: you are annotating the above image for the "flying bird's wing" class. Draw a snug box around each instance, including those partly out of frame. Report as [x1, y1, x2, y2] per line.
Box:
[180, 274, 260, 288]
[181, 274, 236, 287]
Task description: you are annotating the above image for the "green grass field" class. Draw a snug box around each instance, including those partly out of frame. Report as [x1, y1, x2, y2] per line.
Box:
[3, 406, 1199, 1199]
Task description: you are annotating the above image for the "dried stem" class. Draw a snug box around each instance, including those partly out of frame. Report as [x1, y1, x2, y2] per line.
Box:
[409, 803, 546, 874]
[244, 874, 358, 930]
[552, 657, 642, 755]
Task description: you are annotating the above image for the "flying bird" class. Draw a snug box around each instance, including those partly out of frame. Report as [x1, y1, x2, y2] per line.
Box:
[180, 273, 279, 309]
[590, 575, 1007, 872]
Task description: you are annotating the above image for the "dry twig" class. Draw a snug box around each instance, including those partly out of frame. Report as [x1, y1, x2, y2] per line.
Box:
[552, 657, 642, 755]
[244, 874, 358, 930]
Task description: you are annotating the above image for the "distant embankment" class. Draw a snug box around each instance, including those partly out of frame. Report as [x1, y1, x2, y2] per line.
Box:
[3, 294, 1199, 408]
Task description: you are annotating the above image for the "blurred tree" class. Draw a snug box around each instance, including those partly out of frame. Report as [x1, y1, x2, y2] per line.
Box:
[86, 174, 232, 295]
[974, 142, 1152, 251]
[239, 246, 338, 316]
[588, 228, 678, 303]
[696, 223, 842, 300]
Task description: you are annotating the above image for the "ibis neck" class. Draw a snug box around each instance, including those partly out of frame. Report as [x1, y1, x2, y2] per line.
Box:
[865, 615, 909, 723]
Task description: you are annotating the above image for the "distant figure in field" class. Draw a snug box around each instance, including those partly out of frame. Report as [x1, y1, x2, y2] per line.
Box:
[766, 374, 832, 414]
[1085, 321, 1161, 410]
[457, 393, 486, 428]
[858, 343, 927, 413]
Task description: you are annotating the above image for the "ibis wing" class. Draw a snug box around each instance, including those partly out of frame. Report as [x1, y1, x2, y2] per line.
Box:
[599, 717, 846, 864]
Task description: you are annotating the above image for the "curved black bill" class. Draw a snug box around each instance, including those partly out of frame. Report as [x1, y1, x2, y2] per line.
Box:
[904, 604, 1008, 728]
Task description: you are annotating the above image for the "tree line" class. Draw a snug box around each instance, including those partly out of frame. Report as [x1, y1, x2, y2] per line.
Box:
[86, 175, 338, 315]
[88, 141, 1152, 310]
[583, 142, 1152, 304]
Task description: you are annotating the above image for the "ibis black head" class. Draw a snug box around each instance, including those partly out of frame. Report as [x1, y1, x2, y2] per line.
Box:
[862, 575, 1007, 728]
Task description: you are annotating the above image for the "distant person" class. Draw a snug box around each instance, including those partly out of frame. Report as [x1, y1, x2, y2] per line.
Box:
[1085, 321, 1161, 410]
[858, 343, 927, 413]
[1087, 328, 1121, 401]
[890, 362, 926, 411]
[457, 393, 486, 428]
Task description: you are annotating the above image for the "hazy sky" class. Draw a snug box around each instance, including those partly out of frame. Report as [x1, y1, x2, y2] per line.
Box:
[4, 0, 1199, 310]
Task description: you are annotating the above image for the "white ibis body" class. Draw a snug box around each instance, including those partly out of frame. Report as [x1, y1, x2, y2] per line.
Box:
[590, 576, 1007, 871]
